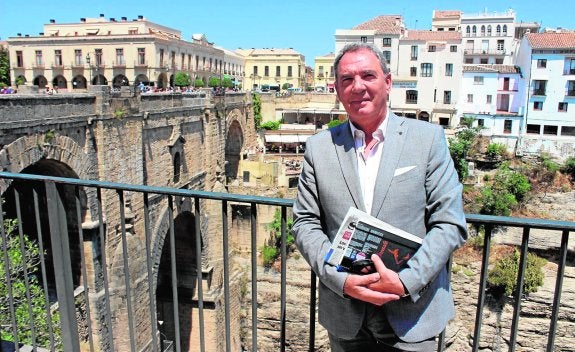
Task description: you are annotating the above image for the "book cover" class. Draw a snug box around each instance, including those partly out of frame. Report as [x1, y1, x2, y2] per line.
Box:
[325, 207, 422, 273]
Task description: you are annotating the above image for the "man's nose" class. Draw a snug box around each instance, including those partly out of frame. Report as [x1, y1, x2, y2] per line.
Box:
[351, 77, 365, 92]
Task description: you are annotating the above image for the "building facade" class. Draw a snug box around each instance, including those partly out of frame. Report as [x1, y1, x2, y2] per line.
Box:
[313, 52, 335, 92]
[7, 14, 244, 90]
[235, 48, 306, 91]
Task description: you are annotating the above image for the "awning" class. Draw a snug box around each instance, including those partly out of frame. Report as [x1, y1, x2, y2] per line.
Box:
[264, 134, 311, 143]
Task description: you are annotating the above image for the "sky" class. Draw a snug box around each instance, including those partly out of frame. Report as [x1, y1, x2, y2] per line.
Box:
[1, 0, 573, 66]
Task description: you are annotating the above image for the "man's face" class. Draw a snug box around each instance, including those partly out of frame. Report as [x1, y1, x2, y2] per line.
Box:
[335, 49, 392, 131]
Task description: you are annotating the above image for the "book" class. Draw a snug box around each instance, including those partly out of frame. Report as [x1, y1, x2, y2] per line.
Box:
[325, 207, 423, 273]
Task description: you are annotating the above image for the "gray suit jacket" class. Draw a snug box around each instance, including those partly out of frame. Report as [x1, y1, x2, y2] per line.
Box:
[292, 113, 467, 343]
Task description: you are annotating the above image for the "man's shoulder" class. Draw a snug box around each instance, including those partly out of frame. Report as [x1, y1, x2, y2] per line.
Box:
[308, 122, 349, 144]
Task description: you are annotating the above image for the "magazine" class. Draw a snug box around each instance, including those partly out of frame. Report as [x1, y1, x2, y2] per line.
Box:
[325, 207, 423, 273]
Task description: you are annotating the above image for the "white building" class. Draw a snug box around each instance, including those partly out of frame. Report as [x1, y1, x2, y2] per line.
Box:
[515, 31, 575, 159]
[458, 64, 525, 149]
[461, 9, 518, 65]
[391, 30, 462, 127]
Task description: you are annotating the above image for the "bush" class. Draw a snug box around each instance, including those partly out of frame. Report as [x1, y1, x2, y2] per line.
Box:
[478, 185, 517, 216]
[260, 245, 279, 267]
[486, 143, 506, 158]
[561, 157, 575, 179]
[327, 119, 345, 128]
[260, 121, 281, 130]
[487, 249, 546, 297]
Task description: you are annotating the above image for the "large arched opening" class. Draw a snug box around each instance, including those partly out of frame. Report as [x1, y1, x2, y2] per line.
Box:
[225, 120, 244, 181]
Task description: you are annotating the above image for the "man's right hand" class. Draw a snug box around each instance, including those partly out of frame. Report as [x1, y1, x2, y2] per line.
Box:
[343, 272, 401, 306]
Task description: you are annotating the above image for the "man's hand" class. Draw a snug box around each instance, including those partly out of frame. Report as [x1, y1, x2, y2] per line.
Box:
[343, 272, 400, 306]
[366, 254, 406, 296]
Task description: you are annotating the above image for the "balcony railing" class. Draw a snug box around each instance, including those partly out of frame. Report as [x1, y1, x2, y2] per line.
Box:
[532, 89, 547, 96]
[563, 68, 575, 75]
[0, 172, 572, 352]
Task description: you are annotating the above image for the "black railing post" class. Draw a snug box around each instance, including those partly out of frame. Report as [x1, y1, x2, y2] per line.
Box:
[472, 225, 493, 352]
[546, 230, 570, 352]
[509, 227, 530, 350]
[45, 180, 80, 352]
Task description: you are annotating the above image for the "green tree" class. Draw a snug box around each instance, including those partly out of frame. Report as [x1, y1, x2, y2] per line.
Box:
[260, 209, 294, 267]
[173, 72, 191, 87]
[0, 218, 62, 349]
[208, 77, 220, 88]
[328, 119, 346, 128]
[260, 121, 280, 130]
[222, 76, 233, 88]
[487, 249, 546, 297]
[281, 83, 291, 90]
[448, 125, 479, 180]
[0, 46, 10, 87]
[252, 93, 262, 130]
[193, 78, 205, 88]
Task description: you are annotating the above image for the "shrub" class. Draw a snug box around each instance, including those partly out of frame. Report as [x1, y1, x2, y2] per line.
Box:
[260, 245, 279, 267]
[260, 121, 281, 130]
[487, 249, 546, 297]
[562, 157, 575, 179]
[478, 185, 517, 216]
[486, 143, 506, 158]
[327, 119, 345, 128]
[448, 126, 479, 180]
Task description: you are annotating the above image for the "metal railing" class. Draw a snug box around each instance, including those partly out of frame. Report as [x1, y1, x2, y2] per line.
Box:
[0, 172, 572, 352]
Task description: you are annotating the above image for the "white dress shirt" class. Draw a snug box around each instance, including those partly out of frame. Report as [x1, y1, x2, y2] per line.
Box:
[349, 114, 389, 214]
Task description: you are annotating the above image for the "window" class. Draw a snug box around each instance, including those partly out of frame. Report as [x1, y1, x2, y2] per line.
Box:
[486, 95, 492, 104]
[497, 40, 504, 51]
[478, 119, 485, 127]
[264, 66, 269, 76]
[504, 120, 512, 134]
[383, 37, 391, 47]
[543, 125, 558, 135]
[474, 76, 484, 85]
[496, 25, 501, 36]
[537, 59, 547, 68]
[288, 66, 293, 77]
[495, 58, 504, 64]
[502, 25, 508, 35]
[276, 66, 281, 77]
[410, 66, 417, 77]
[465, 58, 474, 64]
[559, 102, 568, 112]
[562, 126, 575, 136]
[173, 153, 181, 183]
[171, 51, 176, 69]
[360, 36, 367, 43]
[421, 63, 433, 77]
[445, 63, 453, 76]
[466, 26, 471, 36]
[35, 50, 43, 67]
[534, 101, 543, 110]
[137, 48, 146, 65]
[450, 45, 457, 52]
[467, 94, 474, 103]
[533, 80, 547, 95]
[428, 45, 436, 52]
[568, 81, 575, 96]
[95, 49, 103, 66]
[472, 25, 477, 36]
[253, 66, 258, 75]
[410, 45, 418, 60]
[318, 66, 324, 77]
[382, 51, 391, 64]
[443, 91, 451, 104]
[406, 90, 418, 104]
[487, 25, 492, 36]
[54, 49, 63, 66]
[481, 25, 486, 36]
[116, 48, 125, 66]
[480, 58, 488, 64]
[16, 51, 23, 67]
[481, 40, 489, 53]
[74, 49, 82, 66]
[567, 58, 575, 74]
[526, 124, 541, 134]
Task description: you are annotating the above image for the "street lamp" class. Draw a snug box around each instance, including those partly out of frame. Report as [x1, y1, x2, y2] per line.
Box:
[85, 53, 101, 86]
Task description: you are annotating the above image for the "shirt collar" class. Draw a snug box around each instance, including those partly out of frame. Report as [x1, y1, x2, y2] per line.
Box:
[349, 112, 389, 146]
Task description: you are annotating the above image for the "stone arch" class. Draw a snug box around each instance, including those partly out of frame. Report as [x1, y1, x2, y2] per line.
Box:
[72, 75, 88, 89]
[112, 74, 129, 88]
[15, 74, 26, 86]
[151, 203, 202, 351]
[92, 74, 108, 86]
[134, 74, 149, 86]
[53, 74, 67, 89]
[157, 72, 168, 89]
[33, 75, 48, 88]
[2, 159, 87, 305]
[225, 109, 245, 181]
[418, 111, 430, 122]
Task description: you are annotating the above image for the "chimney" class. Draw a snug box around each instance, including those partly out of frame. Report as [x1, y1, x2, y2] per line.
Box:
[100, 13, 105, 18]
[25, 34, 29, 37]
[138, 15, 144, 20]
[17, 33, 21, 36]
[39, 32, 44, 35]
[121, 16, 127, 21]
[49, 19, 55, 23]
[80, 18, 86, 22]
[110, 18, 116, 22]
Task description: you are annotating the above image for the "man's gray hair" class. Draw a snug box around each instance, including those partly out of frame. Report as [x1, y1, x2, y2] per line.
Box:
[334, 43, 391, 79]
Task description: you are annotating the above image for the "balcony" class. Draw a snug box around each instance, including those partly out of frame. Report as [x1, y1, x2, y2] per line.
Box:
[113, 60, 127, 68]
[563, 68, 575, 75]
[566, 90, 575, 97]
[532, 89, 547, 96]
[0, 172, 572, 352]
[464, 49, 506, 56]
[135, 60, 148, 68]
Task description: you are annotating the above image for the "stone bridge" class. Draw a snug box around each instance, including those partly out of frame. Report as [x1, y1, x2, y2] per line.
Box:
[0, 87, 257, 351]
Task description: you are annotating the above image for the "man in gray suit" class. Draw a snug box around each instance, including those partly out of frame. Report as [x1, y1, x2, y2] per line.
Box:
[292, 43, 468, 351]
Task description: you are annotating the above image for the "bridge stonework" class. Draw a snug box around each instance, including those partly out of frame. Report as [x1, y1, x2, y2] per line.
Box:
[0, 87, 256, 351]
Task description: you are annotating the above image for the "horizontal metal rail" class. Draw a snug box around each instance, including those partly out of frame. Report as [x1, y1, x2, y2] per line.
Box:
[0, 172, 571, 352]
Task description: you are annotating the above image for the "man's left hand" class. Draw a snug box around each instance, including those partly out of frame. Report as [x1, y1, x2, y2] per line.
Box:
[366, 254, 406, 296]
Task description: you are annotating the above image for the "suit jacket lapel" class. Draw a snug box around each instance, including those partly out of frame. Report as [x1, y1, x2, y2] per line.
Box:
[331, 123, 365, 211]
[371, 113, 407, 217]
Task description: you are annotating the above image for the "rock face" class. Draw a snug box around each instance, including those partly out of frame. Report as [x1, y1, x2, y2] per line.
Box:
[241, 193, 575, 351]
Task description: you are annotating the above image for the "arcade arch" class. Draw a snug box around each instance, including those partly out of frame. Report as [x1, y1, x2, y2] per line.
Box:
[34, 75, 48, 88]
[72, 75, 88, 89]
[112, 74, 129, 88]
[53, 75, 67, 89]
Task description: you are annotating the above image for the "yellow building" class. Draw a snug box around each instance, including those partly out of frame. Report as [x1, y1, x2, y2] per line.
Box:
[7, 14, 244, 90]
[313, 52, 335, 93]
[235, 48, 306, 91]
